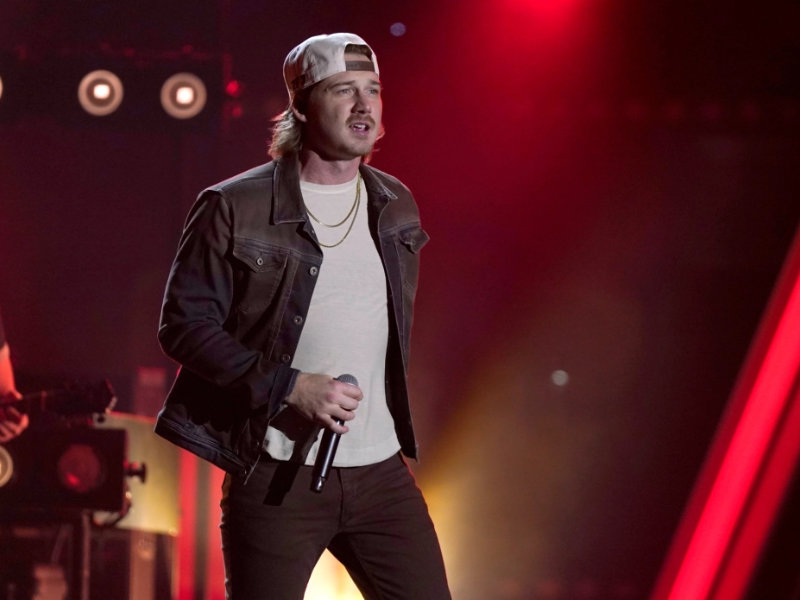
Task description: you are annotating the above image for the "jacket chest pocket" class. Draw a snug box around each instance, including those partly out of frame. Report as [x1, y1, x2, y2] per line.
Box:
[395, 224, 429, 296]
[231, 238, 289, 313]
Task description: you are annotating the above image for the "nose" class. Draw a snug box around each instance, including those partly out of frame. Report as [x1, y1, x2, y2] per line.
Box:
[352, 91, 371, 113]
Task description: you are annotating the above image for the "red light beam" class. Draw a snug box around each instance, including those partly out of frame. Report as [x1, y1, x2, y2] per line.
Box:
[651, 223, 800, 600]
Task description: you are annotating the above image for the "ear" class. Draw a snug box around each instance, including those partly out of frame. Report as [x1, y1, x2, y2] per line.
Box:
[291, 102, 308, 123]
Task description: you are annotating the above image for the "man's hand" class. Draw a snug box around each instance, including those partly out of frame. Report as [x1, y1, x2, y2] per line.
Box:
[0, 392, 28, 443]
[285, 373, 362, 434]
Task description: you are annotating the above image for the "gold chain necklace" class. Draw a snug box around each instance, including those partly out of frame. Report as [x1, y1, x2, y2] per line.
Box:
[304, 172, 361, 248]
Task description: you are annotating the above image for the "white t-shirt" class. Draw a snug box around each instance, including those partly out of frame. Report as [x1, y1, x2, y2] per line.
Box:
[263, 175, 401, 466]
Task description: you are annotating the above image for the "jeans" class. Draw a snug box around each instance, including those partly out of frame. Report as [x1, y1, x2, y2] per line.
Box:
[220, 453, 451, 600]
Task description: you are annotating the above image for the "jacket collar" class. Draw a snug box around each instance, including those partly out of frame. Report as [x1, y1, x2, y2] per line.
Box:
[272, 153, 307, 225]
[272, 153, 397, 225]
[359, 164, 398, 203]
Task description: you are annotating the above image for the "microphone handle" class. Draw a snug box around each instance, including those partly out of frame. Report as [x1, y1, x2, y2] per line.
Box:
[310, 374, 358, 493]
[311, 421, 343, 493]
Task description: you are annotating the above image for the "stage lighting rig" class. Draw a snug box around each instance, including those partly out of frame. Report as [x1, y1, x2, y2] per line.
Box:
[0, 44, 222, 130]
[160, 71, 207, 119]
[77, 69, 124, 116]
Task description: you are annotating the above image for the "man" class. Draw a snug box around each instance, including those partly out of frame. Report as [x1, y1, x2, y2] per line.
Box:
[155, 33, 451, 599]
[0, 308, 28, 442]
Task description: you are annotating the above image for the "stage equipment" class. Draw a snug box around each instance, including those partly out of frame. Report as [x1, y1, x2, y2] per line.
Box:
[77, 69, 124, 116]
[0, 379, 121, 508]
[160, 72, 207, 119]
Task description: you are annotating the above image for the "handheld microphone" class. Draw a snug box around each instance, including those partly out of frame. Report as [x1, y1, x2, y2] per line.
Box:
[311, 374, 358, 493]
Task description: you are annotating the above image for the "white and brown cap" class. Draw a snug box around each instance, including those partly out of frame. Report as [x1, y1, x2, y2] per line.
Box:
[283, 33, 379, 100]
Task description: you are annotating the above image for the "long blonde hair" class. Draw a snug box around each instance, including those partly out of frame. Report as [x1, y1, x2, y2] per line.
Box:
[268, 45, 382, 160]
[268, 102, 304, 159]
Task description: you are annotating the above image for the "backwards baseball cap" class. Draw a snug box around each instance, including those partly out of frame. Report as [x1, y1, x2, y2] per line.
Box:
[283, 33, 379, 100]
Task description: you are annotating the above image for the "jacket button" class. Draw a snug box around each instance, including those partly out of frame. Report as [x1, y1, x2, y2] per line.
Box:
[309, 266, 319, 276]
[256, 257, 264, 266]
[293, 315, 304, 325]
[280, 354, 291, 363]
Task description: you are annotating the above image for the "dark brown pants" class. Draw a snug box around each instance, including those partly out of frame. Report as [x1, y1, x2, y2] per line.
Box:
[220, 453, 451, 600]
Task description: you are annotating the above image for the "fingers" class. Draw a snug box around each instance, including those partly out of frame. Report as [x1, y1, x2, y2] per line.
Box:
[320, 378, 362, 431]
[323, 415, 350, 435]
[0, 407, 29, 442]
[286, 372, 363, 431]
[331, 377, 362, 409]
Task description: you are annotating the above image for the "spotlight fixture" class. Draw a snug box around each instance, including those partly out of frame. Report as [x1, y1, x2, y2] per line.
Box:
[160, 72, 207, 119]
[57, 443, 105, 494]
[0, 428, 127, 511]
[77, 69, 124, 116]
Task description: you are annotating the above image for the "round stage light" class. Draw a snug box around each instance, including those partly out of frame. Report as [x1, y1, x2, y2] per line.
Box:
[77, 69, 124, 116]
[57, 443, 105, 493]
[160, 72, 207, 119]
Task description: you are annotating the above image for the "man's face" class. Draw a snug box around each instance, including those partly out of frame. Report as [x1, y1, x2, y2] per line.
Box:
[296, 54, 383, 161]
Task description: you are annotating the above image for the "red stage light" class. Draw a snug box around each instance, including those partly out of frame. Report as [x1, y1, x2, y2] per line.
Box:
[224, 79, 243, 98]
[503, 0, 586, 21]
[56, 443, 105, 493]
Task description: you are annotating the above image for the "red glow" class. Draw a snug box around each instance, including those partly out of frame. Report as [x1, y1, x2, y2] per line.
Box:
[205, 466, 226, 600]
[468, 0, 600, 91]
[178, 451, 198, 600]
[501, 0, 587, 27]
[504, 0, 583, 13]
[224, 79, 243, 98]
[655, 228, 800, 600]
[57, 444, 103, 493]
[712, 385, 800, 599]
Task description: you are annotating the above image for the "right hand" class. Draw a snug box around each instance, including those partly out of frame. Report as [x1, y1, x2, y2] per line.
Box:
[284, 373, 362, 434]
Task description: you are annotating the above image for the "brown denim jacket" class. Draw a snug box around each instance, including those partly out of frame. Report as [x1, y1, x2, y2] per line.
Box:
[154, 153, 429, 482]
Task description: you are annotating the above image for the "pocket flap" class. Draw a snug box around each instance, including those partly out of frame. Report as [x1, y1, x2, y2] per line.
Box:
[399, 226, 430, 253]
[232, 239, 286, 273]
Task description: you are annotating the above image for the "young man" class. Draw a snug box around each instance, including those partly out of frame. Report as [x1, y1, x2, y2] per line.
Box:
[155, 33, 451, 599]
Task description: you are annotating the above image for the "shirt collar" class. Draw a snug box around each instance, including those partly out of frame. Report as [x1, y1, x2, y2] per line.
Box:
[272, 153, 398, 225]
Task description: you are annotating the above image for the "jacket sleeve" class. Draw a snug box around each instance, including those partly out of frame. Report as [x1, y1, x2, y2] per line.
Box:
[157, 190, 297, 416]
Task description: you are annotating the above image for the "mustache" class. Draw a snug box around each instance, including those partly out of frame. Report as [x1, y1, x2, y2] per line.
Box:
[347, 116, 376, 128]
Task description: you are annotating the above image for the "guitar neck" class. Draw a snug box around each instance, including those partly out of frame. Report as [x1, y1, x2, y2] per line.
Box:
[6, 380, 116, 417]
[13, 390, 61, 414]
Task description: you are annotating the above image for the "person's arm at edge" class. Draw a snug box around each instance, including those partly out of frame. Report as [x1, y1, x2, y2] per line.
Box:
[0, 342, 28, 442]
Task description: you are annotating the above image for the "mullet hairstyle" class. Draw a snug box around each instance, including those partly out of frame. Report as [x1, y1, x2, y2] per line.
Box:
[268, 44, 384, 162]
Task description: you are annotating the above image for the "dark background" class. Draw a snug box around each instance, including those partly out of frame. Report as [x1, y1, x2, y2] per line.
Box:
[1, 1, 799, 598]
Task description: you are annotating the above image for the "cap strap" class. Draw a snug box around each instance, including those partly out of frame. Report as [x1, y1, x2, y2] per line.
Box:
[345, 60, 376, 72]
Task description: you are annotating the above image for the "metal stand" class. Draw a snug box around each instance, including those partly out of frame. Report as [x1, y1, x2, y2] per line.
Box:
[74, 511, 91, 600]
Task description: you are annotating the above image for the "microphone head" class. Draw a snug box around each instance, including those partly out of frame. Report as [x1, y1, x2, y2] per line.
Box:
[336, 373, 359, 386]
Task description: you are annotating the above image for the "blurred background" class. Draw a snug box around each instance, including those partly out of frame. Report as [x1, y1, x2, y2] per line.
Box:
[1, 1, 799, 599]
